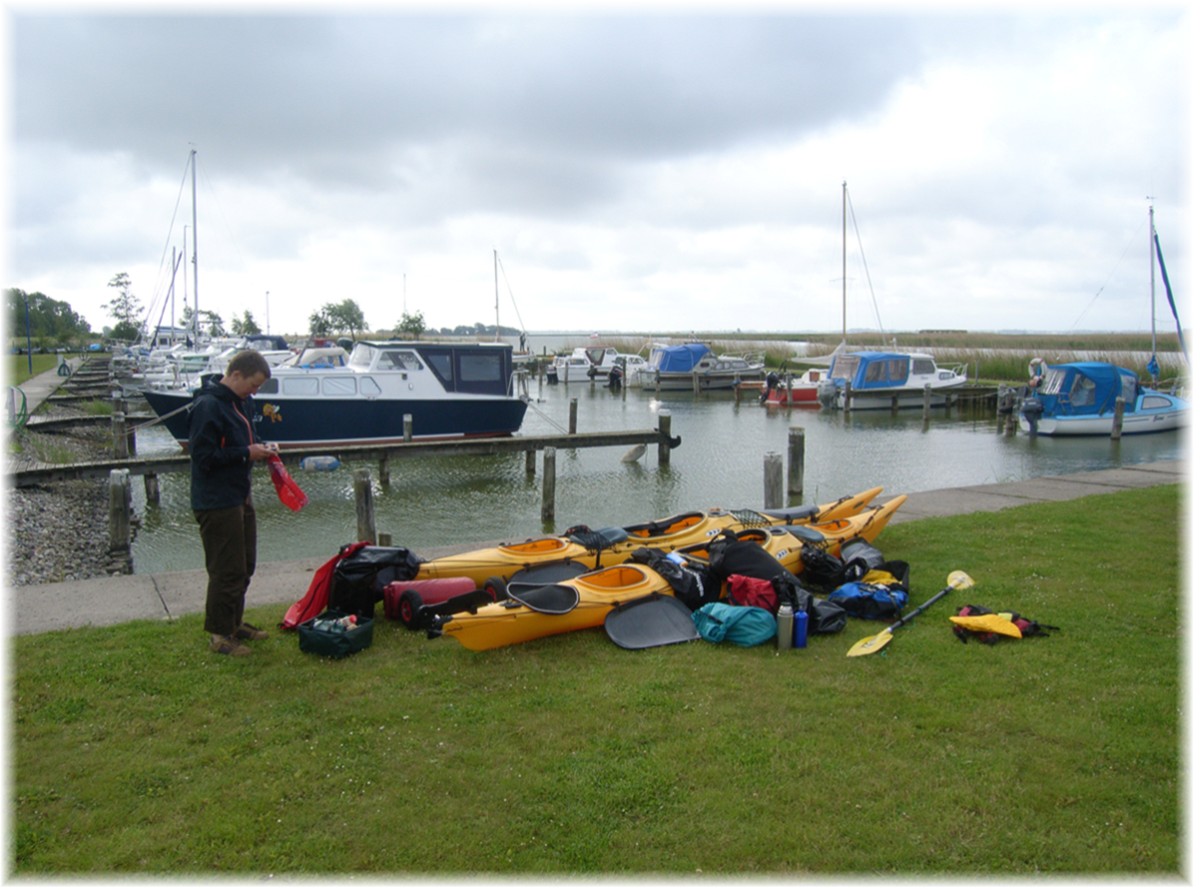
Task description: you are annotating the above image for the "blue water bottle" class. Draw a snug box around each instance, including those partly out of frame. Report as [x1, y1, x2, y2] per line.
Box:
[793, 608, 808, 649]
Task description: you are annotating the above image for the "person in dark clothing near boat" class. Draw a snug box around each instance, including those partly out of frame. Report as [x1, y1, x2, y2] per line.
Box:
[189, 349, 278, 656]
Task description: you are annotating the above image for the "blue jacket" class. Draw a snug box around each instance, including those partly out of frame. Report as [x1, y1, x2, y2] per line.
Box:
[189, 378, 260, 511]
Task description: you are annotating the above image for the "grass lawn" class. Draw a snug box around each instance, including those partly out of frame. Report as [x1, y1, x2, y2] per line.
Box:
[11, 484, 1183, 877]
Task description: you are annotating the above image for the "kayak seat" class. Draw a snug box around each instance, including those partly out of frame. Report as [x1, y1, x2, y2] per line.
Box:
[507, 583, 580, 615]
[760, 504, 819, 523]
[566, 526, 629, 551]
[508, 561, 589, 597]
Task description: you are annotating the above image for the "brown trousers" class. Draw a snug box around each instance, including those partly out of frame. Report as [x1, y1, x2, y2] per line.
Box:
[196, 499, 257, 637]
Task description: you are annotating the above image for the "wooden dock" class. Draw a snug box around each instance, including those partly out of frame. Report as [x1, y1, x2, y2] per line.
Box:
[10, 427, 680, 488]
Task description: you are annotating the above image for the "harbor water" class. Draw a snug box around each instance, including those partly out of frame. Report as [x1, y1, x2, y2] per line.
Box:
[128, 378, 1186, 575]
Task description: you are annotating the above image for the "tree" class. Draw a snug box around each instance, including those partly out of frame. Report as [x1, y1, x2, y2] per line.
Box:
[198, 310, 226, 337]
[5, 288, 92, 347]
[395, 310, 425, 339]
[230, 310, 261, 336]
[309, 299, 367, 338]
[103, 273, 144, 342]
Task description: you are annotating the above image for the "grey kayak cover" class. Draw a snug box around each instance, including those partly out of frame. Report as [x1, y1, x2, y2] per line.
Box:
[604, 593, 700, 650]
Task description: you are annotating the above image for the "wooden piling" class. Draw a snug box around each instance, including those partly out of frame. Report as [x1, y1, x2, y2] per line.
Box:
[144, 472, 160, 505]
[403, 414, 413, 442]
[379, 453, 391, 486]
[657, 410, 672, 465]
[787, 427, 805, 499]
[541, 446, 557, 522]
[112, 411, 129, 459]
[922, 384, 932, 423]
[108, 468, 131, 554]
[525, 448, 537, 475]
[354, 468, 377, 544]
[1111, 397, 1125, 439]
[569, 398, 578, 434]
[763, 451, 783, 510]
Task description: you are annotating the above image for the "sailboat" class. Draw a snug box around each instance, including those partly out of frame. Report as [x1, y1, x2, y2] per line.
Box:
[1018, 203, 1189, 436]
[762, 183, 851, 408]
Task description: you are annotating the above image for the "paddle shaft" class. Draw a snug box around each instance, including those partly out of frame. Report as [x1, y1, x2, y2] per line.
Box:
[886, 582, 960, 634]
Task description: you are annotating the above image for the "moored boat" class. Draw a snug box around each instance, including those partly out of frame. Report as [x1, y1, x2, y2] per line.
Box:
[142, 340, 529, 449]
[817, 351, 967, 410]
[761, 368, 826, 407]
[633, 343, 766, 391]
[1018, 361, 1187, 436]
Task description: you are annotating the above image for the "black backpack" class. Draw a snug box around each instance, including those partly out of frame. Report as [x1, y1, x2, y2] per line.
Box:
[328, 545, 423, 619]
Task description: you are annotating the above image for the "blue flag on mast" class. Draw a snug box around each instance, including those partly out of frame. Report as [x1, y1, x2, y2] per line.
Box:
[1154, 231, 1188, 367]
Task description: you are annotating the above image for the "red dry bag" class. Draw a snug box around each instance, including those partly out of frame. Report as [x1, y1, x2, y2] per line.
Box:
[267, 454, 308, 511]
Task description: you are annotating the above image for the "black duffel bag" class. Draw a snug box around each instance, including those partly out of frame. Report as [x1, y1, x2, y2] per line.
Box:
[328, 545, 423, 619]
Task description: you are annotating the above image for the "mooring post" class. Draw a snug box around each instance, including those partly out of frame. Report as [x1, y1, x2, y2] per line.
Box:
[843, 385, 852, 416]
[922, 384, 932, 423]
[787, 427, 805, 499]
[657, 410, 672, 465]
[569, 398, 578, 434]
[144, 472, 160, 505]
[541, 446, 557, 522]
[112, 411, 129, 459]
[403, 414, 413, 442]
[763, 451, 783, 510]
[1111, 397, 1125, 440]
[354, 468, 377, 544]
[379, 453, 391, 486]
[525, 448, 537, 475]
[108, 468, 131, 554]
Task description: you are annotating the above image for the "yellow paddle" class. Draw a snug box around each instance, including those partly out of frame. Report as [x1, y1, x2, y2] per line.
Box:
[846, 570, 975, 657]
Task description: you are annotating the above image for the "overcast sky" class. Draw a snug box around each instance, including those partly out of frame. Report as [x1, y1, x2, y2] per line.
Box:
[3, 3, 1191, 339]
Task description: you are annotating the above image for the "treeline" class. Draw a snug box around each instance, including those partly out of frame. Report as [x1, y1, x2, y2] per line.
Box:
[7, 288, 93, 349]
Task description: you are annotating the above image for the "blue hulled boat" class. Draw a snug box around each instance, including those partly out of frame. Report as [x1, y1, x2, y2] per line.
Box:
[143, 340, 529, 449]
[1018, 361, 1186, 436]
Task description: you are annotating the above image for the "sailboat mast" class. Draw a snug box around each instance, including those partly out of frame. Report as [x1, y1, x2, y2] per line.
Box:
[1149, 202, 1157, 361]
[190, 148, 199, 340]
[841, 181, 848, 345]
[494, 248, 500, 342]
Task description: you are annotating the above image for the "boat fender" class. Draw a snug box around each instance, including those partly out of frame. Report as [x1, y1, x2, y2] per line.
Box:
[300, 455, 341, 471]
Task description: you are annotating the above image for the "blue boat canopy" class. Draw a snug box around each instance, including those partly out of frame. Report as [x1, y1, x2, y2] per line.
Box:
[828, 351, 913, 391]
[649, 343, 714, 373]
[1035, 362, 1139, 417]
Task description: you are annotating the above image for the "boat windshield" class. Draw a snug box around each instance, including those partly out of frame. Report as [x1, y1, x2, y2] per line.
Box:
[1041, 368, 1069, 394]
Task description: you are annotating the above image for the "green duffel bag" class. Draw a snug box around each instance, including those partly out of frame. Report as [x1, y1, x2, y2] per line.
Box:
[298, 609, 374, 659]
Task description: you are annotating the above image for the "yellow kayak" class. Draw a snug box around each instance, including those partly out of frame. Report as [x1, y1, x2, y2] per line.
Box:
[592, 485, 886, 565]
[438, 563, 672, 651]
[413, 486, 886, 586]
[414, 536, 591, 586]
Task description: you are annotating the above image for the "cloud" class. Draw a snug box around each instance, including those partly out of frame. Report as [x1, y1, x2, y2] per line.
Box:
[4, 8, 1189, 337]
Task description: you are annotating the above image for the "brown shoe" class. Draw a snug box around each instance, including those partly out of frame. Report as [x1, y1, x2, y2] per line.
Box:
[210, 634, 252, 657]
[234, 623, 269, 641]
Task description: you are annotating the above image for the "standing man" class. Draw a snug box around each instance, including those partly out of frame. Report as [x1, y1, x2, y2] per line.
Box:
[189, 349, 278, 656]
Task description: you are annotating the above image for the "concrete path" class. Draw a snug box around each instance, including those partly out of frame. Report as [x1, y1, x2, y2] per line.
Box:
[6, 364, 1188, 636]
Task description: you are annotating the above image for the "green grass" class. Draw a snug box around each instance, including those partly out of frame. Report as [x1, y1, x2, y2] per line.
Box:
[11, 485, 1183, 877]
[7, 353, 60, 385]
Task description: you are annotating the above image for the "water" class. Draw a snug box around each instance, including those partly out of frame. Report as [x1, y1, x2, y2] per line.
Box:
[130, 379, 1186, 575]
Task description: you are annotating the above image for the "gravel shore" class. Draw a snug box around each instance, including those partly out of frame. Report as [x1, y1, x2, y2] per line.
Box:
[7, 415, 135, 587]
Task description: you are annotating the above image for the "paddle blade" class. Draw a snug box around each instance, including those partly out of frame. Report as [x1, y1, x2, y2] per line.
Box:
[846, 628, 894, 657]
[947, 570, 974, 590]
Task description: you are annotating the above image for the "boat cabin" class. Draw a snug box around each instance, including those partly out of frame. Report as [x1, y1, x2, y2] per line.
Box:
[828, 351, 962, 391]
[1034, 362, 1141, 416]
